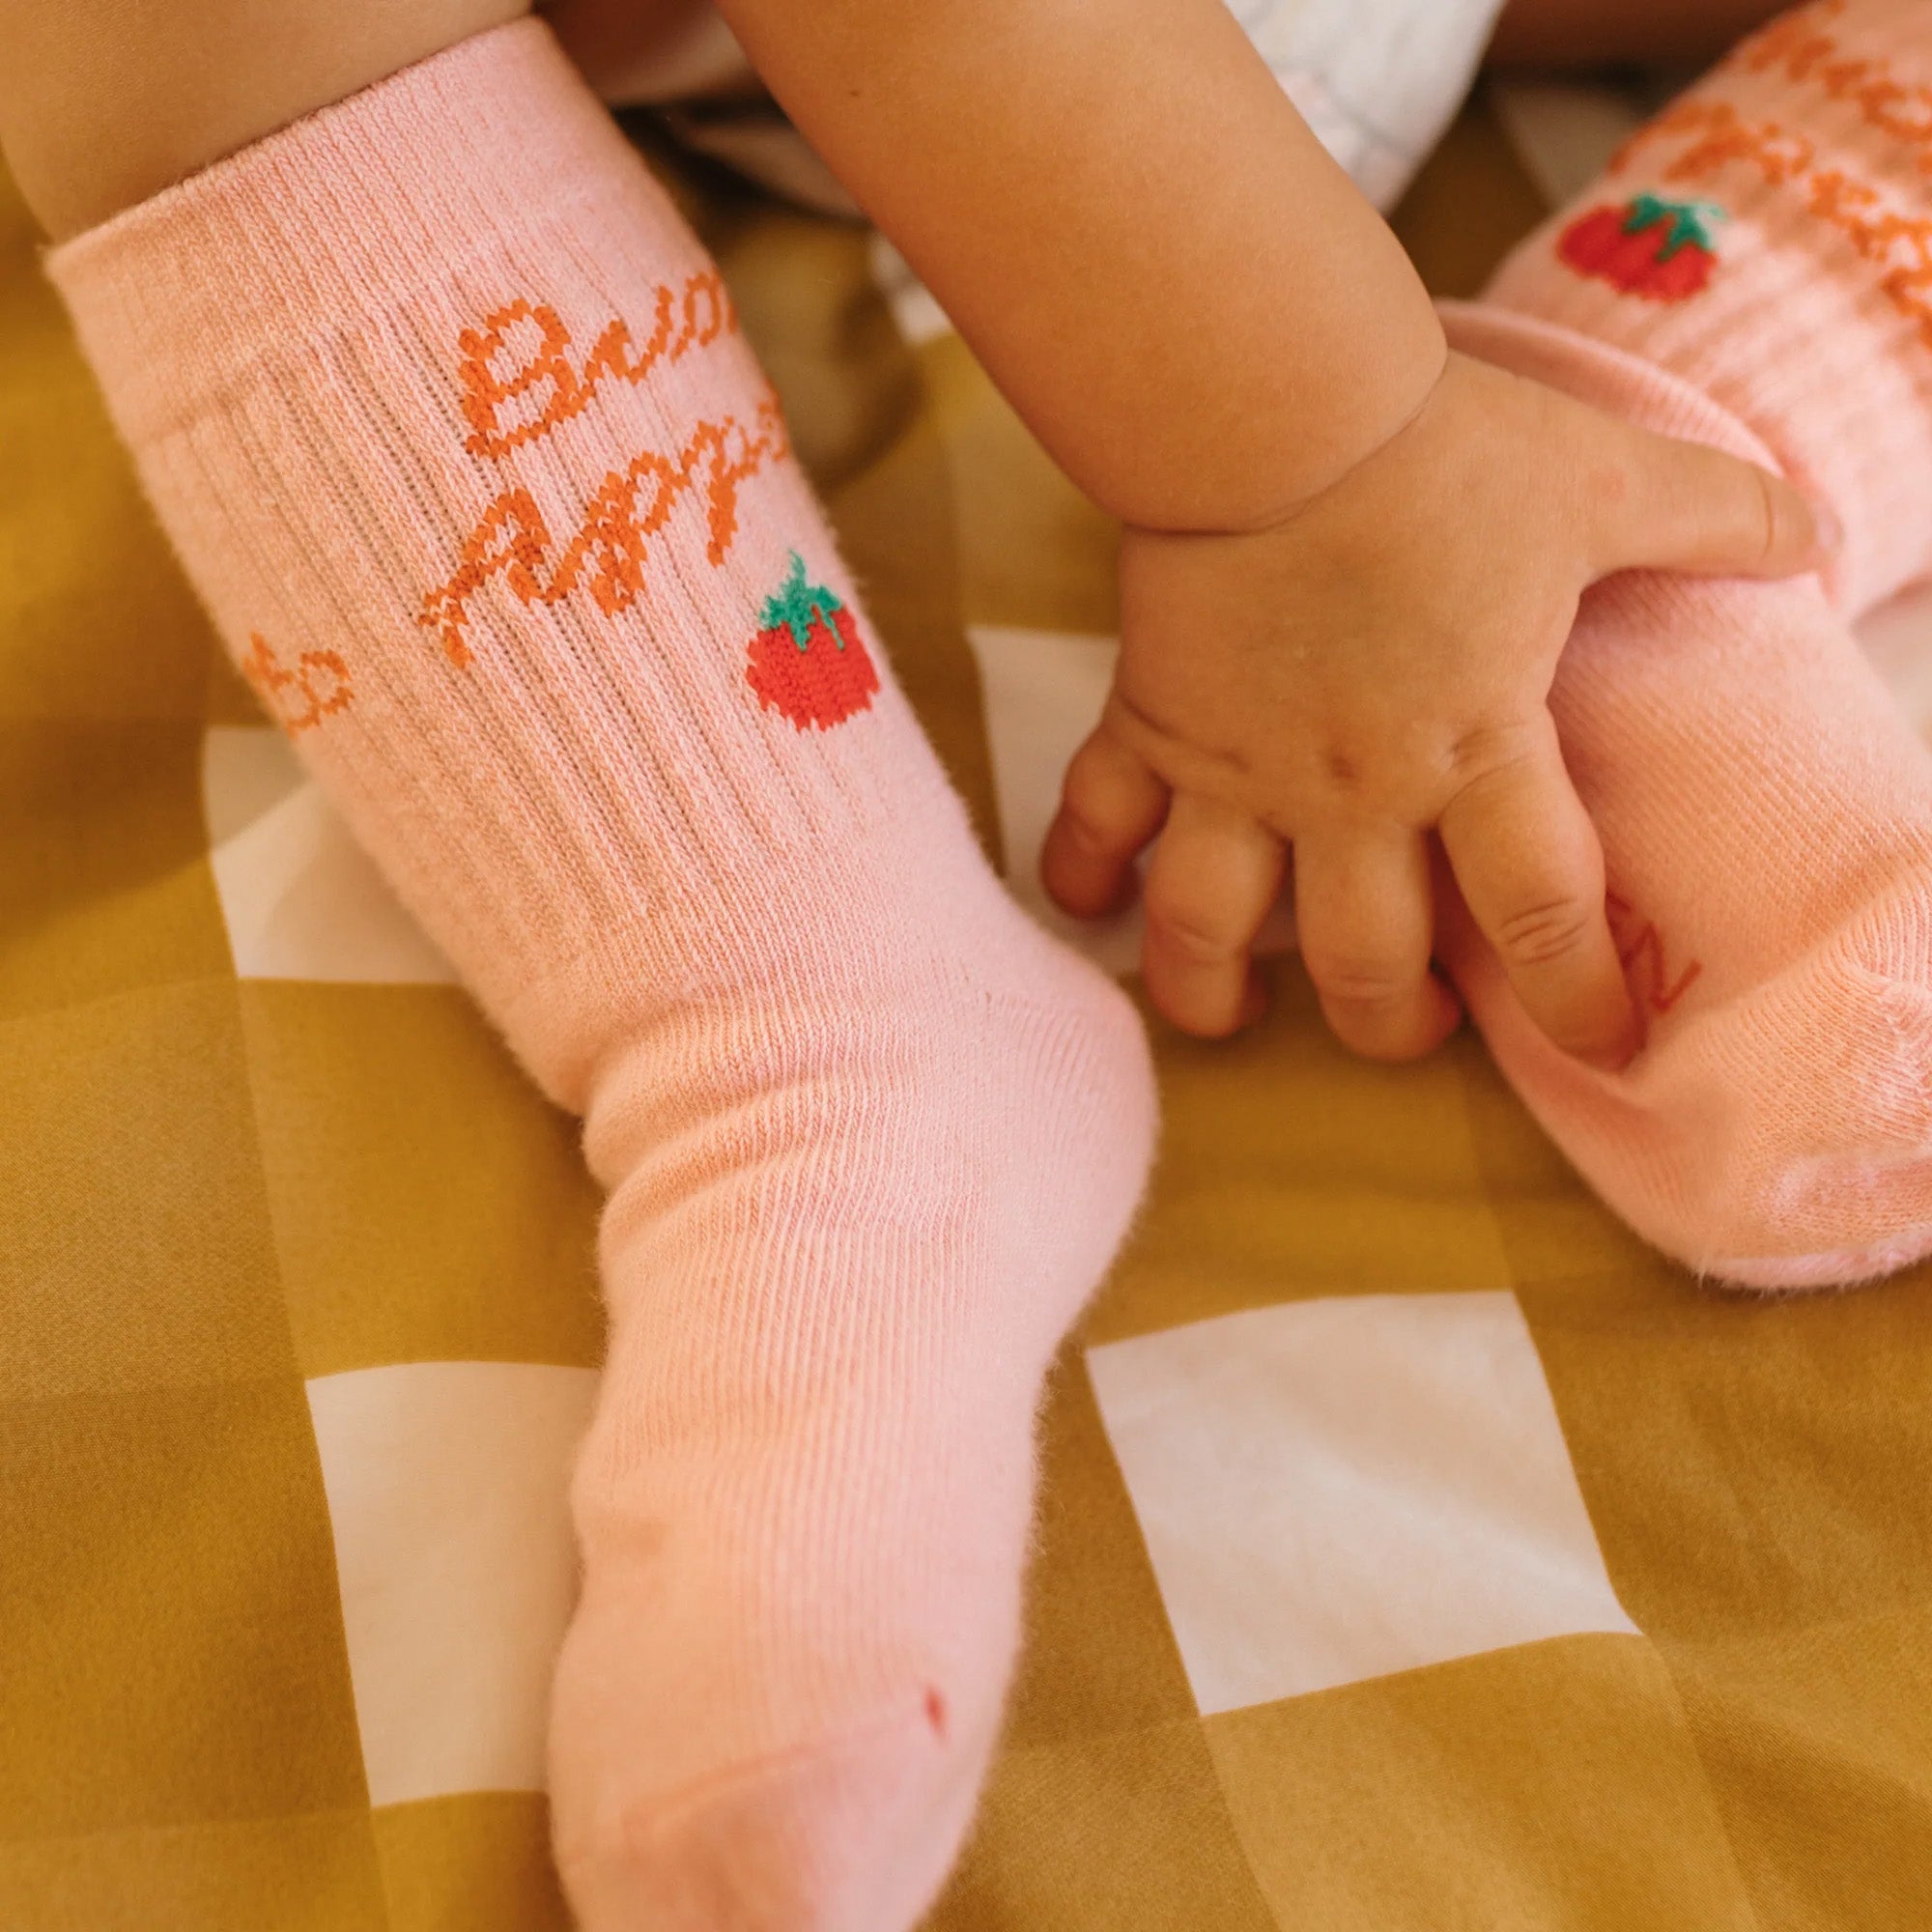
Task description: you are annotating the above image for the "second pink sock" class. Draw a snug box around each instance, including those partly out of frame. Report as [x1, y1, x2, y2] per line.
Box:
[1441, 0, 1932, 1284]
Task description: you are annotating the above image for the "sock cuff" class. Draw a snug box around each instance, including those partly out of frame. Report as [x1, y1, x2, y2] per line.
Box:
[44, 17, 668, 443]
[1439, 302, 1775, 458]
[41, 10, 973, 1029]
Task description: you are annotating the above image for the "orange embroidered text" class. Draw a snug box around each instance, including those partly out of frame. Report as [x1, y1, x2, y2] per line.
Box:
[418, 395, 791, 668]
[1617, 2, 1932, 182]
[240, 633, 354, 732]
[457, 276, 736, 459]
[1612, 99, 1814, 188]
[1736, 0, 1932, 173]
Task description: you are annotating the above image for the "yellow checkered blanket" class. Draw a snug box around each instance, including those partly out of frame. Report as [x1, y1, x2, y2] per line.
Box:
[8, 91, 1932, 1931]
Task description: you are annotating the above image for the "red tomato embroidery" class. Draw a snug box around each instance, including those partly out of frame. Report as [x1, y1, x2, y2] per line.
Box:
[744, 552, 880, 731]
[1557, 193, 1726, 300]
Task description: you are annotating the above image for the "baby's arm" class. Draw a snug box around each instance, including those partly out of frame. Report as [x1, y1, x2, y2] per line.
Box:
[715, 0, 1442, 535]
[718, 0, 1832, 1062]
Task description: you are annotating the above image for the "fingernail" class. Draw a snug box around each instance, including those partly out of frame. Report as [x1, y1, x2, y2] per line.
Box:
[1813, 497, 1845, 554]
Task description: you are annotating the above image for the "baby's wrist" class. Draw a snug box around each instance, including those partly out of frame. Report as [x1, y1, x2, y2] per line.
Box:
[1121, 311, 1453, 541]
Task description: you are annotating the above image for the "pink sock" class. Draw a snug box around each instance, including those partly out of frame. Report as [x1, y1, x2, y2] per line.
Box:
[46, 24, 1154, 1926]
[1441, 0, 1932, 1286]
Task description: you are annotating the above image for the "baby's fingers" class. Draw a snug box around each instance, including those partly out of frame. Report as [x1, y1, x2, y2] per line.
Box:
[1043, 724, 1169, 918]
[1437, 724, 1638, 1069]
[1142, 796, 1285, 1037]
[1294, 822, 1462, 1061]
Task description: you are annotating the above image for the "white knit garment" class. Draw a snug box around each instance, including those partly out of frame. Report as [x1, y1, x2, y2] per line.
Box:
[1229, 0, 1510, 207]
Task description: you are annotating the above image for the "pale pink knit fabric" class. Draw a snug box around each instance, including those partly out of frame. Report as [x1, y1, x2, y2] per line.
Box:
[47, 21, 1155, 1929]
[1442, 0, 1932, 1284]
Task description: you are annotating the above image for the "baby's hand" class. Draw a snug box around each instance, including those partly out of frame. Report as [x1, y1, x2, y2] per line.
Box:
[1042, 351, 1831, 1062]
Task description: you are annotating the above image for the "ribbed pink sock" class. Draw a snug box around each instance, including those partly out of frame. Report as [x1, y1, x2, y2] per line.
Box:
[1441, 0, 1932, 1286]
[46, 24, 1154, 1926]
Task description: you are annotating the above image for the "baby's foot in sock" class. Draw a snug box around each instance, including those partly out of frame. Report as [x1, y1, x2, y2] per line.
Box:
[537, 875, 1151, 1928]
[1441, 0, 1932, 1285]
[46, 23, 1155, 1924]
[1435, 327, 1932, 1284]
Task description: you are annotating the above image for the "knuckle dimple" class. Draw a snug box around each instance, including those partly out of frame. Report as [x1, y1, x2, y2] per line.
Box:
[1443, 724, 1531, 789]
[1322, 748, 1363, 791]
[1444, 730, 1492, 785]
[1152, 908, 1238, 966]
[1065, 763, 1122, 822]
[1492, 896, 1595, 966]
[1057, 805, 1116, 856]
[1308, 956, 1409, 1009]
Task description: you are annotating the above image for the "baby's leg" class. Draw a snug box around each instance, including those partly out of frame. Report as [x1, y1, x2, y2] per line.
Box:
[23, 9, 1153, 1927]
[0, 0, 526, 240]
[1444, 0, 1932, 1285]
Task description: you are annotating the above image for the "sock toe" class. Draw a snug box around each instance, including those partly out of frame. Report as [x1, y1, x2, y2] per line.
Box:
[1700, 918, 1932, 1287]
[1458, 872, 1932, 1288]
[556, 1698, 996, 1932]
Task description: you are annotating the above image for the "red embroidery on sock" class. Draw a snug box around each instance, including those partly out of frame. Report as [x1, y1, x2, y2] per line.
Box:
[744, 551, 879, 730]
[1557, 194, 1725, 299]
[419, 394, 792, 667]
[239, 632, 354, 732]
[1607, 894, 1703, 1014]
[457, 274, 739, 459]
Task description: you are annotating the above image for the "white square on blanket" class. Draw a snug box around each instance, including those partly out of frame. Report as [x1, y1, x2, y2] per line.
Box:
[965, 625, 1142, 977]
[203, 724, 455, 984]
[307, 1360, 596, 1804]
[1085, 1291, 1637, 1716]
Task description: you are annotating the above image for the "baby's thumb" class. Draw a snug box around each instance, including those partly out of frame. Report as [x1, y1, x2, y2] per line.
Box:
[1594, 424, 1840, 581]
